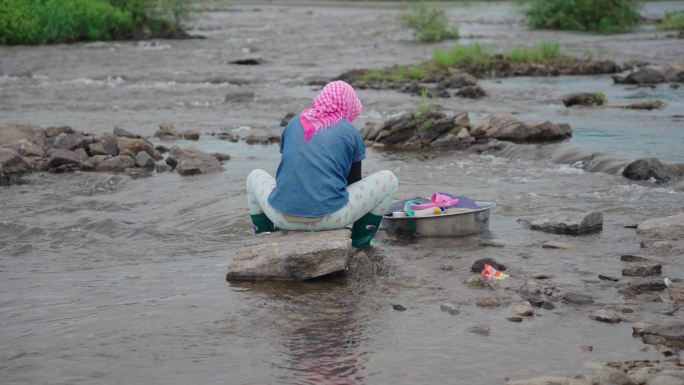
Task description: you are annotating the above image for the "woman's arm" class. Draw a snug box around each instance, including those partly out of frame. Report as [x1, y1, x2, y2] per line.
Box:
[347, 161, 362, 186]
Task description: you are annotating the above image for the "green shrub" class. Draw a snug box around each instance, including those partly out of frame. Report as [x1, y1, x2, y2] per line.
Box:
[594, 92, 607, 105]
[401, 1, 459, 42]
[522, 0, 641, 33]
[657, 11, 684, 32]
[0, 0, 194, 45]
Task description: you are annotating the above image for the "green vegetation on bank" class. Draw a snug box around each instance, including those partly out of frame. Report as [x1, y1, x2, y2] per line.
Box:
[657, 11, 684, 32]
[521, 0, 641, 33]
[0, 0, 193, 45]
[401, 1, 459, 42]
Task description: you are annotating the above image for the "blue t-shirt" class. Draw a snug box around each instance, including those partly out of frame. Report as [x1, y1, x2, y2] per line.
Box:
[268, 115, 366, 217]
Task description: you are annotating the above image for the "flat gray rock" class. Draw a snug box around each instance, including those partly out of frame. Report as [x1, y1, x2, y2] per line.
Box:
[633, 320, 684, 349]
[169, 146, 223, 176]
[530, 212, 603, 235]
[636, 213, 684, 238]
[227, 229, 352, 281]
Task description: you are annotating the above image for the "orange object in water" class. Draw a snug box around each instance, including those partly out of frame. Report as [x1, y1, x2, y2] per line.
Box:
[481, 263, 509, 281]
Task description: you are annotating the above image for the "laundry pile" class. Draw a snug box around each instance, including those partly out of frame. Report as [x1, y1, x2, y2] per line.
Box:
[385, 193, 481, 218]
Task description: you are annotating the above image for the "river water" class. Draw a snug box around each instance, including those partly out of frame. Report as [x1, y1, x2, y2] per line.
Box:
[1, 2, 683, 385]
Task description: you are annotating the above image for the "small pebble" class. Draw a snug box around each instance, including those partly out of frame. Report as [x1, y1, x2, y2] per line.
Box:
[392, 304, 406, 311]
[506, 316, 523, 323]
[440, 303, 460, 315]
[580, 345, 593, 352]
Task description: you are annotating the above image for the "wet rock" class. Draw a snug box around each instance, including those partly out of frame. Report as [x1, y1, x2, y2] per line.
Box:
[154, 122, 181, 140]
[0, 148, 32, 176]
[530, 212, 603, 235]
[113, 126, 141, 138]
[614, 68, 666, 85]
[504, 376, 590, 385]
[46, 149, 81, 169]
[471, 112, 572, 143]
[621, 254, 660, 263]
[663, 62, 684, 83]
[507, 316, 523, 323]
[224, 91, 255, 103]
[95, 155, 135, 172]
[633, 321, 684, 349]
[211, 153, 231, 162]
[599, 274, 620, 282]
[469, 325, 490, 337]
[169, 146, 223, 176]
[135, 152, 155, 169]
[641, 240, 684, 253]
[562, 92, 605, 107]
[512, 301, 534, 316]
[623, 158, 682, 183]
[73, 148, 89, 161]
[44, 125, 73, 138]
[471, 258, 506, 272]
[155, 163, 171, 173]
[228, 58, 263, 65]
[52, 133, 84, 151]
[636, 213, 684, 238]
[392, 304, 406, 311]
[165, 156, 178, 169]
[216, 132, 239, 142]
[590, 309, 621, 324]
[650, 372, 684, 385]
[593, 367, 637, 385]
[465, 275, 486, 288]
[244, 132, 280, 145]
[617, 279, 668, 296]
[520, 281, 542, 298]
[480, 239, 507, 247]
[441, 72, 477, 88]
[117, 138, 155, 158]
[563, 292, 594, 305]
[182, 131, 200, 140]
[280, 112, 296, 127]
[88, 134, 119, 156]
[476, 297, 505, 307]
[155, 145, 169, 154]
[455, 85, 486, 99]
[622, 265, 662, 277]
[542, 241, 573, 249]
[226, 230, 351, 281]
[580, 345, 593, 352]
[0, 123, 46, 150]
[622, 100, 665, 110]
[440, 303, 460, 315]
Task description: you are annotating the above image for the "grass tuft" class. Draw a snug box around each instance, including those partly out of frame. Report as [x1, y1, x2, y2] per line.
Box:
[657, 11, 684, 32]
[522, 0, 641, 33]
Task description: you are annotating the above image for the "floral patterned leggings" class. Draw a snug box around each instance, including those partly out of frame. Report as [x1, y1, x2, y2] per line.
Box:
[246, 169, 398, 231]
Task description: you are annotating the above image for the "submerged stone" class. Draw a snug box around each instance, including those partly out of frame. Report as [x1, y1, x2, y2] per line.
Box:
[622, 265, 662, 277]
[226, 229, 351, 281]
[636, 213, 684, 238]
[563, 292, 594, 305]
[529, 212, 603, 235]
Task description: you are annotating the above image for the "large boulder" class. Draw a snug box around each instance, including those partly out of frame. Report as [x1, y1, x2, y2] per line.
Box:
[0, 148, 32, 176]
[529, 212, 603, 235]
[226, 229, 352, 281]
[168, 146, 223, 176]
[371, 111, 471, 149]
[636, 213, 684, 238]
[622, 158, 682, 183]
[0, 123, 46, 151]
[46, 149, 81, 170]
[471, 113, 571, 142]
[663, 62, 684, 83]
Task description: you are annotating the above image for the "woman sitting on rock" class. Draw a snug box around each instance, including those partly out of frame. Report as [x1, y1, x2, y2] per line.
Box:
[246, 80, 398, 248]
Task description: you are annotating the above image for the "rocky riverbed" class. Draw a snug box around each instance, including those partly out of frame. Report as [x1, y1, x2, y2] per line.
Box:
[1, 1, 683, 385]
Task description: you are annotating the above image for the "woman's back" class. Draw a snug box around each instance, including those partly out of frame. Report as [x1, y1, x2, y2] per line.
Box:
[267, 115, 366, 217]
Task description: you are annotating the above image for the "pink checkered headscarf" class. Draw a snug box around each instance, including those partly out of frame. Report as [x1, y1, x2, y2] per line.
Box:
[300, 80, 363, 142]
